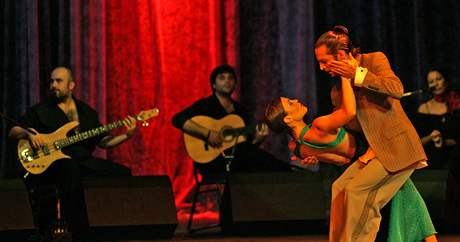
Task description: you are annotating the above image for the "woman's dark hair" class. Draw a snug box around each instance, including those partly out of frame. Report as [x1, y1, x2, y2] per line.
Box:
[315, 25, 360, 57]
[210, 64, 237, 91]
[264, 97, 291, 133]
[425, 67, 450, 88]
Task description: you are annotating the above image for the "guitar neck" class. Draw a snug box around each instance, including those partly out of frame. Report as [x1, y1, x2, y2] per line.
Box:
[233, 121, 267, 136]
[222, 124, 255, 137]
[55, 116, 137, 149]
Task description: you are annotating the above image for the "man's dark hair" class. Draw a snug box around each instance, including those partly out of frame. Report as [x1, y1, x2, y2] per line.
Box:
[210, 64, 237, 91]
[64, 67, 74, 82]
[315, 25, 360, 57]
[52, 66, 75, 82]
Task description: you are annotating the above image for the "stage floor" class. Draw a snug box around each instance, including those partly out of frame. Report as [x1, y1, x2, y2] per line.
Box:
[167, 208, 460, 242]
[129, 234, 460, 242]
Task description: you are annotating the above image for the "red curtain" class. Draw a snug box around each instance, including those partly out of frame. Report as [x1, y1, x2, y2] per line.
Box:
[100, 0, 238, 212]
[6, 0, 237, 220]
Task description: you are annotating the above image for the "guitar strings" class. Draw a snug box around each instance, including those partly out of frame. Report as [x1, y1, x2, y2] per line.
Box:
[24, 110, 161, 169]
[27, 116, 135, 160]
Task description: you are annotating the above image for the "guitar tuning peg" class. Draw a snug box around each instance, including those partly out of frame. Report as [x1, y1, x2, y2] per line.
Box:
[142, 121, 149, 127]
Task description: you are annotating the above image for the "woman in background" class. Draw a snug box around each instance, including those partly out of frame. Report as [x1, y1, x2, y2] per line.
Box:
[415, 68, 460, 169]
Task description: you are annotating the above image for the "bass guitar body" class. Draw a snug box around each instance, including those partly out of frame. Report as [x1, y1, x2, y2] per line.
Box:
[18, 121, 78, 175]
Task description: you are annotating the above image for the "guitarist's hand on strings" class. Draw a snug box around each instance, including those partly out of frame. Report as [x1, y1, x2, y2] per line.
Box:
[99, 115, 138, 148]
[207, 130, 223, 148]
[27, 128, 46, 149]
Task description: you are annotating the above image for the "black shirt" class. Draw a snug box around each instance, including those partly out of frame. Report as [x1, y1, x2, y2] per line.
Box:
[413, 110, 460, 169]
[172, 95, 291, 174]
[172, 95, 250, 130]
[20, 98, 104, 159]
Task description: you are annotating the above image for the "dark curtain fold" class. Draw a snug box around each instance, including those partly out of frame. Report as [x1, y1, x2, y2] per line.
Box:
[2, 0, 460, 216]
[313, 0, 460, 113]
[1, 0, 41, 178]
[239, 0, 317, 161]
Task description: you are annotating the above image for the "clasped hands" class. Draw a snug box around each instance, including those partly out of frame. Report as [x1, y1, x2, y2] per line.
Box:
[430, 129, 457, 147]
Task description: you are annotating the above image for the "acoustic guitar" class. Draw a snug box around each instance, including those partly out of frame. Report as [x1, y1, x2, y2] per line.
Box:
[184, 114, 256, 163]
[18, 108, 159, 175]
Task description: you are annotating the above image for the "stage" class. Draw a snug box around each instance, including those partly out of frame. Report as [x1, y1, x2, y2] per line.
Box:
[95, 233, 460, 242]
[1, 170, 460, 241]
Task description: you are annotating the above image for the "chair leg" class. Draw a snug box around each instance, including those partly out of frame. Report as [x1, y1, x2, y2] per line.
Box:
[187, 185, 201, 233]
[27, 185, 57, 240]
[51, 191, 68, 238]
[187, 185, 224, 233]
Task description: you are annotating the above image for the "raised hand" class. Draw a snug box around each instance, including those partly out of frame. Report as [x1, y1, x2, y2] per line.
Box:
[123, 116, 137, 138]
[252, 123, 269, 144]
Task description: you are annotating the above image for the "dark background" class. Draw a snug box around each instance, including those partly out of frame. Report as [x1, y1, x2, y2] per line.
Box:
[2, 0, 460, 208]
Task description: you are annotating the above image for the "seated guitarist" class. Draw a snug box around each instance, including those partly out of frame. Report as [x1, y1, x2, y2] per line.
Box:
[172, 64, 292, 180]
[8, 67, 137, 240]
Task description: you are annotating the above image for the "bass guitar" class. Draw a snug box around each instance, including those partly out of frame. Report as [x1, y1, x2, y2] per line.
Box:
[18, 108, 159, 175]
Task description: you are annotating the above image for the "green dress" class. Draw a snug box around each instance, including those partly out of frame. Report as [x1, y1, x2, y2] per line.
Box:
[388, 179, 436, 242]
[295, 125, 437, 242]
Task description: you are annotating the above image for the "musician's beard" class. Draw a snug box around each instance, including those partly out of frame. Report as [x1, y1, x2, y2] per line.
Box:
[48, 90, 69, 103]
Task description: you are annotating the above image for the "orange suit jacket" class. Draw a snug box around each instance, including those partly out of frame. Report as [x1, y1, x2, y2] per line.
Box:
[333, 52, 427, 172]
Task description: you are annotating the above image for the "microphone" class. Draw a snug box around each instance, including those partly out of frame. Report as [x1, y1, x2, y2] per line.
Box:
[402, 89, 425, 97]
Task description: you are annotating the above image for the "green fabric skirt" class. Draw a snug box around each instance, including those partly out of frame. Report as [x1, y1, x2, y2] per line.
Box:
[388, 179, 436, 242]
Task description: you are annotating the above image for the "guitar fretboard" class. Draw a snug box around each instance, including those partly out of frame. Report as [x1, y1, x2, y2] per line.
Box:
[54, 116, 138, 149]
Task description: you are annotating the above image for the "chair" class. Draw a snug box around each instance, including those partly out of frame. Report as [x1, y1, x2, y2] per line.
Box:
[187, 164, 227, 233]
[27, 182, 69, 240]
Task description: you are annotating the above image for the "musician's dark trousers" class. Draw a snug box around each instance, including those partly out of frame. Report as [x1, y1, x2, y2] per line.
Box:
[25, 158, 89, 239]
[25, 157, 132, 240]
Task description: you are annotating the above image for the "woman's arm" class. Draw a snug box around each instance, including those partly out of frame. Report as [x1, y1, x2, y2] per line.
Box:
[312, 77, 356, 133]
[315, 153, 350, 165]
[328, 52, 403, 99]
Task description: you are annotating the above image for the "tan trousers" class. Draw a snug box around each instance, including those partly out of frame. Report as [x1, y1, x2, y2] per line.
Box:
[329, 158, 415, 242]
